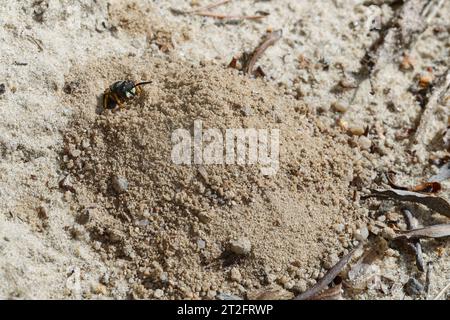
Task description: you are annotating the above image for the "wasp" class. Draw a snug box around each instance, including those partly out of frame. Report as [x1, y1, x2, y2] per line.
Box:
[103, 80, 152, 110]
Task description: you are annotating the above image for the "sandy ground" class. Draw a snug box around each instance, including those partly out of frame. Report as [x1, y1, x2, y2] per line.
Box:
[0, 0, 449, 299]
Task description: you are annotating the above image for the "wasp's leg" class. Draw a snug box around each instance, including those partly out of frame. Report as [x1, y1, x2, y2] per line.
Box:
[112, 93, 125, 109]
[103, 92, 111, 109]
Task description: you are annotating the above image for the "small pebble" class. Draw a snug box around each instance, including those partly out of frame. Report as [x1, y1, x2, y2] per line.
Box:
[229, 238, 252, 255]
[112, 175, 128, 193]
[0, 83, 5, 95]
[197, 211, 213, 224]
[229, 268, 242, 282]
[334, 223, 345, 233]
[386, 211, 400, 222]
[360, 226, 369, 240]
[293, 280, 307, 293]
[277, 275, 289, 285]
[81, 139, 90, 149]
[197, 239, 206, 250]
[70, 149, 81, 158]
[332, 101, 348, 113]
[348, 125, 365, 136]
[91, 283, 107, 295]
[381, 227, 396, 240]
[241, 106, 253, 116]
[159, 272, 168, 283]
[154, 289, 164, 298]
[323, 253, 339, 269]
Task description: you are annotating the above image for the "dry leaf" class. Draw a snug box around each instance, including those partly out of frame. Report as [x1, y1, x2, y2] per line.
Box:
[387, 171, 441, 193]
[396, 224, 450, 240]
[369, 189, 450, 218]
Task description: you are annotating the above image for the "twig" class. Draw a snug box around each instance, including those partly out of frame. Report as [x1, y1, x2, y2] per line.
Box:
[368, 189, 450, 218]
[243, 30, 282, 75]
[26, 35, 44, 52]
[194, 12, 265, 20]
[294, 244, 361, 300]
[434, 281, 450, 300]
[401, 208, 425, 272]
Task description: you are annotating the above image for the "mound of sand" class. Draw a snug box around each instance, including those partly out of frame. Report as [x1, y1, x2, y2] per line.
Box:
[61, 55, 365, 299]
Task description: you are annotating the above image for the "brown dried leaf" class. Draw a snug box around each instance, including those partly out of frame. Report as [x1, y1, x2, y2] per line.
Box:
[387, 171, 441, 193]
[396, 224, 450, 240]
[369, 189, 450, 218]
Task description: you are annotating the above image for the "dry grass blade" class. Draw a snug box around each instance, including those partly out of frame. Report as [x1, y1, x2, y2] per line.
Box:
[294, 245, 360, 300]
[194, 12, 265, 20]
[369, 189, 450, 218]
[243, 30, 282, 75]
[396, 224, 450, 240]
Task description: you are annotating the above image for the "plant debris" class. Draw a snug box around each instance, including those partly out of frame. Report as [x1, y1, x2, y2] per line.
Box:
[387, 171, 441, 193]
[194, 12, 266, 21]
[229, 29, 282, 77]
[368, 189, 450, 218]
[294, 245, 361, 300]
[395, 224, 450, 240]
